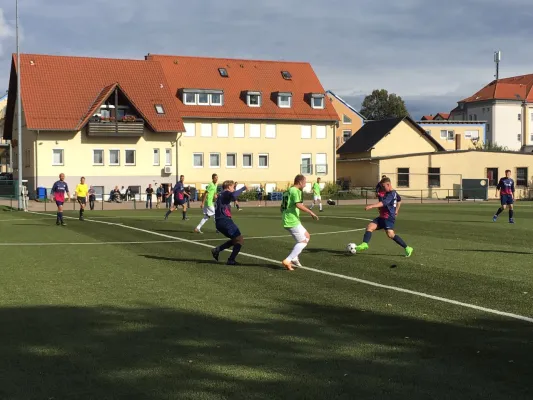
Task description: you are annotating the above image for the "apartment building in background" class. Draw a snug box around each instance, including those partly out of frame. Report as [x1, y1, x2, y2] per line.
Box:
[326, 91, 365, 151]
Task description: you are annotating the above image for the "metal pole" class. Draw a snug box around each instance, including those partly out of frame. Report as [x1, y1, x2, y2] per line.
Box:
[16, 0, 23, 210]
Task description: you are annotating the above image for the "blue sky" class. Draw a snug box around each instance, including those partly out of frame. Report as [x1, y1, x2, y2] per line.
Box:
[1, 0, 533, 118]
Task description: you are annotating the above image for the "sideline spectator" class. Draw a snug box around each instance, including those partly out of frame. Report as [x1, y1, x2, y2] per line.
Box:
[146, 184, 154, 209]
[156, 184, 163, 208]
[88, 186, 96, 210]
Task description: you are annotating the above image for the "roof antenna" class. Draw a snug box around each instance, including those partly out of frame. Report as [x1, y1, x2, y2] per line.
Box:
[494, 50, 501, 80]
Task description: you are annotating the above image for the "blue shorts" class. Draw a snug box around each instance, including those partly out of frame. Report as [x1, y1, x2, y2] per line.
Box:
[372, 217, 395, 230]
[56, 201, 64, 207]
[174, 198, 186, 207]
[216, 219, 241, 239]
[500, 195, 514, 205]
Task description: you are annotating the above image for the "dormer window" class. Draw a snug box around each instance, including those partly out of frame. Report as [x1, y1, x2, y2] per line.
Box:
[311, 93, 325, 109]
[277, 92, 292, 108]
[281, 71, 292, 80]
[154, 104, 165, 114]
[247, 91, 261, 107]
[182, 89, 224, 106]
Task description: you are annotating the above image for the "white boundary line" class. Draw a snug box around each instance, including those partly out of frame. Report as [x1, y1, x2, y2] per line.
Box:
[192, 228, 366, 242]
[28, 211, 533, 324]
[0, 240, 179, 246]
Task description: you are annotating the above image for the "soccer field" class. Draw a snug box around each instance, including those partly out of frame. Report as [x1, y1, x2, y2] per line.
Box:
[0, 203, 532, 399]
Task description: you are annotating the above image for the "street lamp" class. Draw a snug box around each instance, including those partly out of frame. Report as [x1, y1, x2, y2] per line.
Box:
[16, 0, 23, 210]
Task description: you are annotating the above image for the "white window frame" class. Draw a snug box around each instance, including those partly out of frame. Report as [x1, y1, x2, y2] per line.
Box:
[210, 93, 223, 106]
[183, 122, 196, 137]
[311, 96, 325, 109]
[301, 153, 312, 175]
[234, 123, 245, 138]
[217, 123, 229, 138]
[342, 130, 351, 142]
[93, 149, 104, 166]
[247, 93, 261, 107]
[226, 152, 237, 168]
[109, 149, 120, 166]
[316, 125, 327, 139]
[184, 92, 197, 105]
[342, 114, 352, 124]
[201, 123, 213, 137]
[155, 104, 165, 114]
[265, 124, 276, 139]
[315, 153, 327, 175]
[464, 130, 479, 140]
[258, 153, 269, 168]
[301, 125, 312, 139]
[242, 153, 253, 168]
[440, 130, 454, 140]
[165, 148, 172, 166]
[209, 152, 221, 168]
[52, 149, 64, 166]
[198, 93, 210, 106]
[193, 153, 204, 168]
[153, 148, 160, 166]
[277, 94, 292, 108]
[249, 124, 261, 138]
[125, 149, 136, 166]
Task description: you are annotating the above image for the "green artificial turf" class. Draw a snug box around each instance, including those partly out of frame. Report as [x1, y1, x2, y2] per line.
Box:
[0, 203, 531, 399]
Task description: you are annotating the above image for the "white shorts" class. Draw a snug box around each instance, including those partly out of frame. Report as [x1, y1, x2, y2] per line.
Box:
[313, 195, 321, 201]
[285, 224, 308, 242]
[203, 206, 215, 216]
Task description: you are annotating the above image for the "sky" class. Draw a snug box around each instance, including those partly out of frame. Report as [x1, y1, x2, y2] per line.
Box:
[1, 0, 533, 118]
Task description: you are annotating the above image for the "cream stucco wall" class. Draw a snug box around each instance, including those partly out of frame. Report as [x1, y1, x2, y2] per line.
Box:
[419, 123, 486, 151]
[178, 120, 335, 191]
[493, 103, 523, 150]
[327, 95, 364, 150]
[339, 151, 533, 199]
[371, 120, 438, 157]
[336, 160, 378, 187]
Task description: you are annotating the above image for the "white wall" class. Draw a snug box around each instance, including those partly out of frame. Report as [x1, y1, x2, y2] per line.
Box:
[493, 103, 522, 150]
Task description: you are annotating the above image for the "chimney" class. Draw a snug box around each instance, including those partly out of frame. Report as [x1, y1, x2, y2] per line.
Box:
[455, 133, 461, 150]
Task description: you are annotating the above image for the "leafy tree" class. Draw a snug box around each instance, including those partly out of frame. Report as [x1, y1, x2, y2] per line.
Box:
[360, 89, 409, 120]
[473, 141, 509, 152]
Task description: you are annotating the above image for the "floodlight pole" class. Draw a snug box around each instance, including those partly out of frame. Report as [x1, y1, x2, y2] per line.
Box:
[16, 0, 23, 210]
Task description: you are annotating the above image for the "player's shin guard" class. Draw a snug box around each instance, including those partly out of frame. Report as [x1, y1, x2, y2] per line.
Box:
[285, 242, 307, 262]
[229, 243, 242, 261]
[363, 231, 372, 243]
[392, 235, 407, 248]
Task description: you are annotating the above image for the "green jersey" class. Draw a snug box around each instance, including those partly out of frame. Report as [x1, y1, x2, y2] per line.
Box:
[205, 182, 217, 207]
[312, 183, 321, 196]
[281, 186, 302, 228]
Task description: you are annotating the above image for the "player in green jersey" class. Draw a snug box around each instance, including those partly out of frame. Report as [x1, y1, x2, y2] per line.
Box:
[195, 173, 219, 234]
[281, 174, 319, 271]
[309, 177, 323, 212]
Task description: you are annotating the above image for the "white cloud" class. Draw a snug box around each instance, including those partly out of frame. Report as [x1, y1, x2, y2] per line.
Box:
[0, 8, 15, 56]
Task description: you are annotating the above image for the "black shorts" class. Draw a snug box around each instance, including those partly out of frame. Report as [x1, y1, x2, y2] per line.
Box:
[77, 196, 86, 205]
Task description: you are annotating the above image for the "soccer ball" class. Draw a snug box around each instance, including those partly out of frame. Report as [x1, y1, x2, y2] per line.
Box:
[346, 243, 357, 254]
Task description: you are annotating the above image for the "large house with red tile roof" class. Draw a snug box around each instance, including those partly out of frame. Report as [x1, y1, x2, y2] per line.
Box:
[3, 53, 339, 195]
[450, 74, 533, 150]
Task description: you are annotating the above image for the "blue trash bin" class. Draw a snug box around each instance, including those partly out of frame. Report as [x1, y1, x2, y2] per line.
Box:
[37, 187, 47, 200]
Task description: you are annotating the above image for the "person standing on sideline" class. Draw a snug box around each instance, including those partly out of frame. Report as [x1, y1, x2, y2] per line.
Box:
[156, 184, 163, 209]
[281, 174, 319, 271]
[51, 173, 70, 226]
[164, 175, 190, 220]
[146, 184, 154, 209]
[309, 177, 323, 212]
[88, 186, 96, 211]
[195, 173, 218, 234]
[211, 181, 247, 265]
[75, 177, 89, 221]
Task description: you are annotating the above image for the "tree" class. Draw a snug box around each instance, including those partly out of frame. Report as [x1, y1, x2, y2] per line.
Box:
[473, 141, 509, 152]
[360, 89, 409, 120]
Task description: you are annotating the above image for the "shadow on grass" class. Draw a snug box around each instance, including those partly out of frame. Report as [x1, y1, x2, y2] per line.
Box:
[445, 249, 532, 255]
[0, 303, 531, 400]
[143, 254, 281, 270]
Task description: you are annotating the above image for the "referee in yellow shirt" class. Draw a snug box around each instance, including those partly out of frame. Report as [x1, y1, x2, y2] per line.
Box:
[75, 177, 89, 221]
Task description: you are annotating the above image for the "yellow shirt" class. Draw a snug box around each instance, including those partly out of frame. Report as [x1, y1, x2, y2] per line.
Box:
[75, 183, 88, 197]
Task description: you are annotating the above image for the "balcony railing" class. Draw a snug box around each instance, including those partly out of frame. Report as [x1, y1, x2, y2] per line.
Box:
[315, 164, 328, 175]
[87, 116, 145, 136]
[300, 164, 313, 175]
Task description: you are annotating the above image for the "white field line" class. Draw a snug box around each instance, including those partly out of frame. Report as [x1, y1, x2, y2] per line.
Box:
[0, 240, 179, 246]
[192, 228, 366, 242]
[28, 211, 533, 324]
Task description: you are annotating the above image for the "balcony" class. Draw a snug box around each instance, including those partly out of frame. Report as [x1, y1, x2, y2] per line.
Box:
[87, 116, 144, 137]
[315, 164, 328, 175]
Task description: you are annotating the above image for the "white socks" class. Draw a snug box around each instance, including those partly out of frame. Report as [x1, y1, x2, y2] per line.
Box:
[196, 216, 209, 230]
[285, 242, 307, 262]
[319, 203, 322, 211]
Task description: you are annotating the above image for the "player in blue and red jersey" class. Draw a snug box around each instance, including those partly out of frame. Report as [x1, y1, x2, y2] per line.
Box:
[375, 175, 387, 198]
[211, 180, 247, 265]
[164, 175, 189, 221]
[356, 177, 413, 257]
[493, 169, 515, 223]
[50, 173, 70, 226]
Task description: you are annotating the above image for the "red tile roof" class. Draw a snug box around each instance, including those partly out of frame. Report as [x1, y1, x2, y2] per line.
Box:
[4, 54, 183, 138]
[421, 115, 434, 120]
[434, 112, 450, 120]
[146, 54, 339, 122]
[461, 74, 533, 103]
